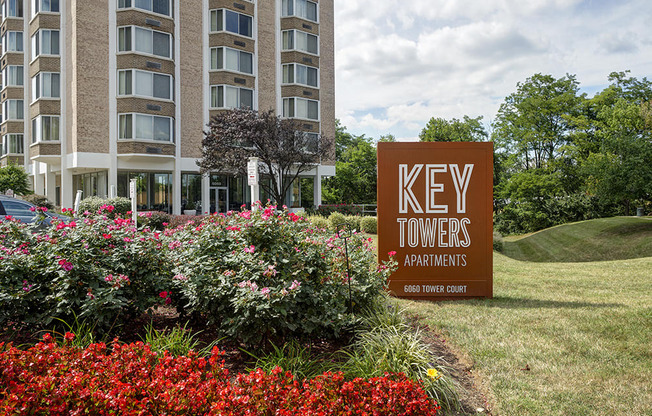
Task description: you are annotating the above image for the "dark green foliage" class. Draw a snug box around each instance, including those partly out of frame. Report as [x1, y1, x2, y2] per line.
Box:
[419, 115, 487, 142]
[22, 194, 54, 210]
[0, 164, 31, 196]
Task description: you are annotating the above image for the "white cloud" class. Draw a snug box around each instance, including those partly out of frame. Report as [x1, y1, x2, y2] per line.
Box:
[334, 0, 652, 140]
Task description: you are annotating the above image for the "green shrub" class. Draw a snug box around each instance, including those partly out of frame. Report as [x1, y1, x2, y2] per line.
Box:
[306, 215, 329, 230]
[78, 196, 131, 217]
[167, 206, 397, 345]
[360, 216, 378, 234]
[345, 215, 362, 232]
[22, 194, 54, 210]
[0, 213, 173, 331]
[328, 212, 346, 233]
[138, 211, 172, 230]
[314, 204, 363, 217]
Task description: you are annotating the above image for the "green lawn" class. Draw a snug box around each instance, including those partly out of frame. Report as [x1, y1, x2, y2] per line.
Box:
[501, 217, 652, 262]
[398, 251, 652, 415]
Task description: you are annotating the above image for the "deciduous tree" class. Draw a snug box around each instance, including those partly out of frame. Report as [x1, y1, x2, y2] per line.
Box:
[198, 108, 332, 205]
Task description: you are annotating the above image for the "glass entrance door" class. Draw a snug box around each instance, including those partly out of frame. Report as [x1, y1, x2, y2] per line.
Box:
[210, 187, 229, 214]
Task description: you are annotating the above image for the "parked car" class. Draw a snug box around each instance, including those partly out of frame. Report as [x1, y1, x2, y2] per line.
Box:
[0, 195, 68, 227]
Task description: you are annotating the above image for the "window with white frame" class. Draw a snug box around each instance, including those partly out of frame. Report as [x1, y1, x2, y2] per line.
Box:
[3, 0, 23, 18]
[210, 9, 252, 37]
[31, 115, 59, 142]
[117, 69, 173, 100]
[2, 32, 23, 54]
[31, 29, 59, 59]
[3, 65, 24, 87]
[2, 134, 24, 155]
[31, 72, 60, 101]
[32, 0, 59, 15]
[282, 63, 318, 88]
[282, 0, 317, 22]
[210, 85, 253, 109]
[282, 97, 319, 121]
[118, 113, 174, 142]
[303, 132, 319, 153]
[118, 0, 172, 17]
[3, 99, 23, 120]
[118, 26, 172, 59]
[210, 47, 253, 74]
[282, 30, 318, 55]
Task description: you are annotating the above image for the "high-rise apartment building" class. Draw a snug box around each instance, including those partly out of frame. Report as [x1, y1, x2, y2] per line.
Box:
[0, 0, 335, 214]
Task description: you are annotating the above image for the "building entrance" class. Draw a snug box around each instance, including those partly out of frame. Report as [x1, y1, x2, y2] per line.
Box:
[210, 187, 229, 214]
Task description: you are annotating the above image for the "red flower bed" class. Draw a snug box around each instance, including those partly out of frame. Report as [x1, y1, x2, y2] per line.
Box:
[0, 338, 439, 415]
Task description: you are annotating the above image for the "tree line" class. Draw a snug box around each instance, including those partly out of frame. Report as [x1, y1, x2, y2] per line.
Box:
[326, 71, 651, 234]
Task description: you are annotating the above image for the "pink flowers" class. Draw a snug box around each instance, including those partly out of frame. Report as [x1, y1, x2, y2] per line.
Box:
[244, 245, 255, 254]
[289, 280, 301, 291]
[168, 240, 181, 250]
[388, 251, 397, 257]
[262, 265, 277, 277]
[58, 259, 73, 271]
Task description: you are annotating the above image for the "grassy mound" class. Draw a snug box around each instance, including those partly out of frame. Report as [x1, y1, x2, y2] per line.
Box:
[502, 217, 652, 262]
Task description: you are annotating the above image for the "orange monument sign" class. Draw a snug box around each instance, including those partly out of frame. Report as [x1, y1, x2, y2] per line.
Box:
[377, 142, 493, 299]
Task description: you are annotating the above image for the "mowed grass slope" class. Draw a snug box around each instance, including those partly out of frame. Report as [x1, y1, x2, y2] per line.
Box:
[502, 217, 652, 262]
[394, 218, 652, 416]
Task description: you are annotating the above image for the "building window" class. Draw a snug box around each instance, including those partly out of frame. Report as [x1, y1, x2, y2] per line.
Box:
[31, 29, 60, 59]
[31, 72, 60, 101]
[73, 171, 108, 199]
[1, 134, 24, 155]
[303, 132, 319, 153]
[3, 99, 23, 120]
[2, 65, 24, 87]
[32, 0, 59, 15]
[118, 171, 172, 213]
[181, 173, 202, 212]
[117, 69, 173, 100]
[282, 63, 318, 88]
[282, 97, 319, 121]
[282, 0, 317, 22]
[210, 47, 253, 74]
[210, 85, 253, 109]
[2, 32, 24, 54]
[282, 30, 318, 55]
[118, 113, 174, 142]
[31, 115, 59, 142]
[118, 26, 172, 59]
[3, 0, 23, 18]
[210, 9, 252, 37]
[118, 0, 172, 17]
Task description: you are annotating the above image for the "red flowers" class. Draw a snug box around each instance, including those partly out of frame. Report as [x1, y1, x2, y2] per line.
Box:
[388, 251, 397, 257]
[57, 259, 73, 271]
[0, 342, 439, 415]
[159, 291, 172, 304]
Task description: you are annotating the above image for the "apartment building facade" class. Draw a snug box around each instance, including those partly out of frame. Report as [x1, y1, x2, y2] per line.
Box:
[0, 0, 335, 214]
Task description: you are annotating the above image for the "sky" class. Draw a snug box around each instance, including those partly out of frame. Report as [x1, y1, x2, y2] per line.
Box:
[334, 0, 652, 141]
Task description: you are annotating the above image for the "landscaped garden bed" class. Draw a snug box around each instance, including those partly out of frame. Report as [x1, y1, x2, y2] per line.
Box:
[0, 204, 469, 415]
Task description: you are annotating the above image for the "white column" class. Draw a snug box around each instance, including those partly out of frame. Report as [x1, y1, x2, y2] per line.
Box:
[60, 166, 74, 209]
[45, 167, 56, 203]
[108, 0, 118, 194]
[313, 165, 322, 207]
[33, 162, 45, 195]
[201, 174, 210, 215]
[172, 0, 181, 215]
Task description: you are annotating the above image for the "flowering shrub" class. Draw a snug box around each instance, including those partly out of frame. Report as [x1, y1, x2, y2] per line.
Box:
[0, 339, 439, 415]
[0, 208, 172, 330]
[0, 204, 396, 343]
[167, 205, 396, 344]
